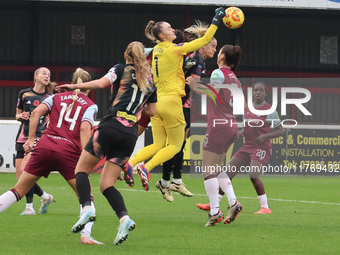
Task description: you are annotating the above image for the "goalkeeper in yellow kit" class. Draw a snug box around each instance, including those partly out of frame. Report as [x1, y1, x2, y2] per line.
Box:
[125, 7, 226, 191]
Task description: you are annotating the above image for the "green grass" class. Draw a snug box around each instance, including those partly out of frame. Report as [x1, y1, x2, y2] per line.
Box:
[0, 173, 339, 255]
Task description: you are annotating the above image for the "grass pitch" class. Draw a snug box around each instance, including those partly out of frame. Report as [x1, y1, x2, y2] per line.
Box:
[0, 173, 339, 255]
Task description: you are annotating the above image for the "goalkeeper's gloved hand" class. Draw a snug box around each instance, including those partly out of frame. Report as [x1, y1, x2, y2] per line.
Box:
[212, 7, 226, 26]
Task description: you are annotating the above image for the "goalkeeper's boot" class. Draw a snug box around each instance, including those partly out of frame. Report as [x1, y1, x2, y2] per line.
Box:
[136, 165, 150, 191]
[123, 162, 134, 187]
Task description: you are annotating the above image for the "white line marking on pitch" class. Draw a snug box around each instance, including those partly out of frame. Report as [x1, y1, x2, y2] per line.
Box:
[1, 185, 339, 206]
[119, 188, 340, 206]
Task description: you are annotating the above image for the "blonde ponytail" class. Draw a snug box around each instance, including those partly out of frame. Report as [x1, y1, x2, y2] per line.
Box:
[126, 41, 151, 93]
[66, 88, 81, 113]
[185, 20, 209, 38]
[66, 68, 91, 112]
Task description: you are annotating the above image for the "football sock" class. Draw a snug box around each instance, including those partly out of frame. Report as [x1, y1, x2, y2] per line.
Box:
[82, 205, 92, 213]
[40, 191, 50, 200]
[258, 194, 269, 209]
[119, 215, 130, 225]
[172, 178, 183, 185]
[173, 140, 186, 179]
[26, 202, 34, 210]
[217, 172, 237, 207]
[218, 194, 224, 203]
[129, 143, 159, 168]
[103, 186, 128, 219]
[161, 178, 170, 188]
[33, 183, 43, 197]
[162, 157, 174, 181]
[75, 172, 92, 207]
[129, 140, 162, 168]
[25, 187, 34, 203]
[81, 201, 95, 235]
[0, 189, 20, 213]
[204, 175, 219, 215]
[130, 125, 185, 171]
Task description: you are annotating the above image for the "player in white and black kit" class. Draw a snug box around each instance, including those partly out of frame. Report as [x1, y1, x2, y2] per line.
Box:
[57, 41, 157, 246]
[15, 67, 54, 215]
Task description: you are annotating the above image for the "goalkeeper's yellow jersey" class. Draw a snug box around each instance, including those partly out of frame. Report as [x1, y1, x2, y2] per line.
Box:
[152, 24, 217, 97]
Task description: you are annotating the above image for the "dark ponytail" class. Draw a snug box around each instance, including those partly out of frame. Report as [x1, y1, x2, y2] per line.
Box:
[220, 44, 242, 71]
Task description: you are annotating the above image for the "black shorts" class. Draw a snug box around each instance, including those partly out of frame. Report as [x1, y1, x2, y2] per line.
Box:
[183, 107, 191, 130]
[16, 139, 39, 159]
[15, 143, 25, 159]
[85, 126, 137, 167]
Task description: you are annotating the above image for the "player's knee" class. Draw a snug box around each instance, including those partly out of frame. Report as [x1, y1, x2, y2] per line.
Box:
[249, 176, 260, 183]
[166, 142, 181, 154]
[154, 142, 166, 151]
